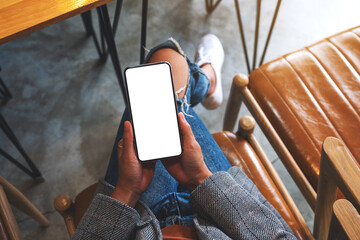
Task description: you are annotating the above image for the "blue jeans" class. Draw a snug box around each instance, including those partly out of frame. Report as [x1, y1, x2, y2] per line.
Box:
[104, 39, 231, 228]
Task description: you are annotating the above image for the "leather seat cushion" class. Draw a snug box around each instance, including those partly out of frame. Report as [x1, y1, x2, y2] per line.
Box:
[74, 183, 97, 227]
[248, 26, 360, 190]
[212, 131, 305, 239]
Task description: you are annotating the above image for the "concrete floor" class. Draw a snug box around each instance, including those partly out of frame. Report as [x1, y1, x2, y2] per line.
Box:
[0, 0, 359, 239]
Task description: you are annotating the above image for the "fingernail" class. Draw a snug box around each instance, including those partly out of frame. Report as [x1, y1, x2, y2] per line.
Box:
[179, 112, 185, 122]
[124, 121, 130, 133]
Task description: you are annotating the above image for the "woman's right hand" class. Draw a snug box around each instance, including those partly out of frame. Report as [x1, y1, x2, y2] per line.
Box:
[162, 112, 212, 191]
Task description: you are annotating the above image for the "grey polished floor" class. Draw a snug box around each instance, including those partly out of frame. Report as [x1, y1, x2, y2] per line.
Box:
[0, 0, 359, 239]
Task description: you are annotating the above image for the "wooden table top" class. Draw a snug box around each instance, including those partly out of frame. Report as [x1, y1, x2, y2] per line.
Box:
[0, 0, 113, 45]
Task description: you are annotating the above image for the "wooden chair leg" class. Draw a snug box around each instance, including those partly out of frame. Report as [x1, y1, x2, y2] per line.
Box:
[0, 177, 49, 227]
[54, 195, 76, 237]
[313, 137, 360, 240]
[237, 116, 313, 239]
[0, 186, 22, 240]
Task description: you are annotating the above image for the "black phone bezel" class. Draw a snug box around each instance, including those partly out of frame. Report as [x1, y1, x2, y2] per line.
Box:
[124, 62, 183, 162]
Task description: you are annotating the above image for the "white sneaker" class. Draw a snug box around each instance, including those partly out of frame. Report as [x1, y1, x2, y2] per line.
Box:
[194, 34, 224, 110]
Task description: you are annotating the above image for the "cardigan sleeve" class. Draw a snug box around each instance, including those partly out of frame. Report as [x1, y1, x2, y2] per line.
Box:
[71, 193, 140, 240]
[190, 167, 296, 239]
[71, 178, 162, 240]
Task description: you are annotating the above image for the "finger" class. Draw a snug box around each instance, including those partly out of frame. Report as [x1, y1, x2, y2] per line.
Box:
[123, 121, 136, 156]
[178, 113, 195, 142]
[117, 139, 124, 159]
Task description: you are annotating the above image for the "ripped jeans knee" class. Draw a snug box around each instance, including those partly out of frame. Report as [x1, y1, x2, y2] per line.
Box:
[145, 37, 210, 118]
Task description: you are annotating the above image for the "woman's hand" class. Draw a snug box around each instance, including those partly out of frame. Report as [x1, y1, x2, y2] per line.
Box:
[111, 121, 155, 207]
[162, 113, 212, 191]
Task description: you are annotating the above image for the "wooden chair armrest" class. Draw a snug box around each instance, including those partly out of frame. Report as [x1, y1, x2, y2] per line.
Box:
[314, 137, 360, 240]
[54, 194, 76, 237]
[328, 199, 360, 240]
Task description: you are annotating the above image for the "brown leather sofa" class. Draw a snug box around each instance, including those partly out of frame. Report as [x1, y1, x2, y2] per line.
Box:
[224, 26, 360, 210]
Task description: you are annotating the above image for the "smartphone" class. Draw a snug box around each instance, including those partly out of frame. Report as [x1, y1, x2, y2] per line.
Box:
[124, 62, 182, 161]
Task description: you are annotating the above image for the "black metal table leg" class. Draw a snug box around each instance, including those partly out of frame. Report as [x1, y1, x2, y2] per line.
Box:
[97, 4, 127, 105]
[80, 10, 93, 37]
[140, 0, 148, 64]
[0, 67, 44, 182]
[80, 0, 123, 61]
[112, 0, 123, 36]
[81, 10, 105, 59]
[0, 67, 12, 103]
[0, 114, 44, 182]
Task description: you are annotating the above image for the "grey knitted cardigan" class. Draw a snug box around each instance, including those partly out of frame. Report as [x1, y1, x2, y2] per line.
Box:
[72, 167, 296, 239]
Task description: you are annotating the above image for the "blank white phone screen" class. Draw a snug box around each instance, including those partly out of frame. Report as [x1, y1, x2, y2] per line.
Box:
[125, 63, 182, 161]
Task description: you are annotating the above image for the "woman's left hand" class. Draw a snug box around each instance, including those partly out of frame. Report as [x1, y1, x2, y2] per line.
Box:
[111, 121, 156, 207]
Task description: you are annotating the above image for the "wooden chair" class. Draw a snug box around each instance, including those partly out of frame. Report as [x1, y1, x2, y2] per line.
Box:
[0, 176, 49, 239]
[54, 117, 360, 239]
[224, 26, 360, 210]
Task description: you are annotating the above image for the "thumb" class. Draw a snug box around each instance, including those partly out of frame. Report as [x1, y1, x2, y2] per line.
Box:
[178, 112, 195, 142]
[117, 139, 124, 159]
